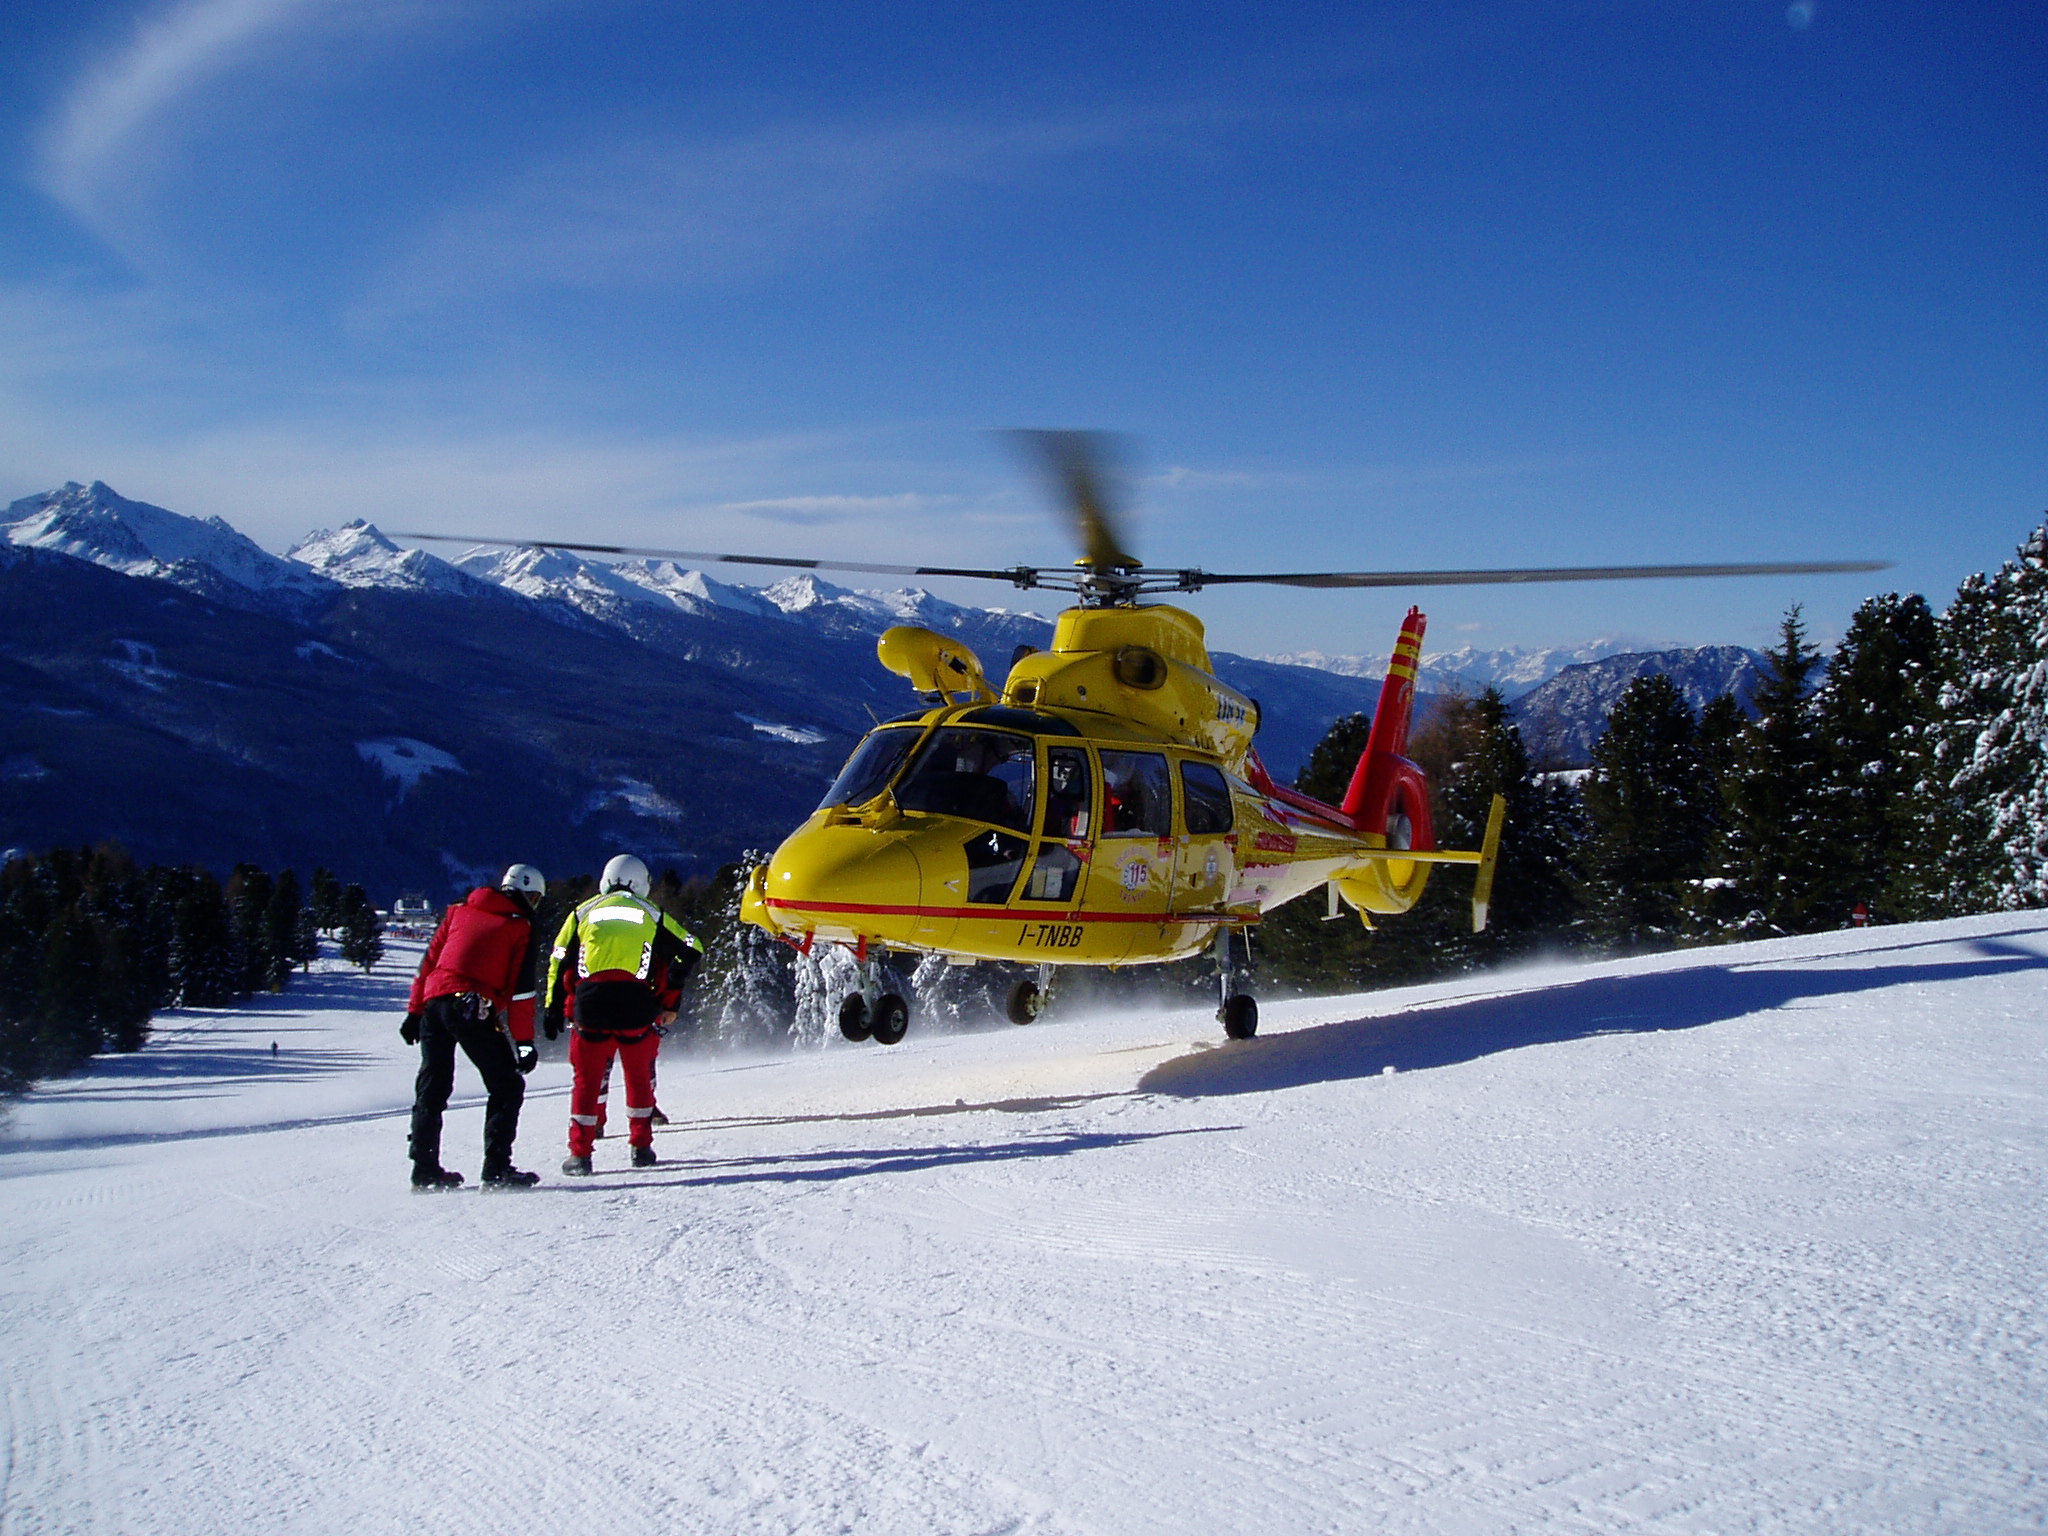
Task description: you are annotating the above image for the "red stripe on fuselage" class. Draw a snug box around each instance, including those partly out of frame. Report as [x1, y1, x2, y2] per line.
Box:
[764, 898, 1243, 925]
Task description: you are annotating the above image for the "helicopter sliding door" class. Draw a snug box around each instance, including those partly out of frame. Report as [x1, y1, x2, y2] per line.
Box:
[1091, 747, 1175, 959]
[1171, 757, 1236, 918]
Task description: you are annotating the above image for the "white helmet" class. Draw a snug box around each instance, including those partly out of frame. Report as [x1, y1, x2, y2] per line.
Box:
[499, 863, 545, 898]
[601, 853, 651, 898]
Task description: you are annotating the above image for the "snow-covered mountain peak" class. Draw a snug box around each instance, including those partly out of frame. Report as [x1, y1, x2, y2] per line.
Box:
[3, 481, 333, 601]
[760, 572, 852, 614]
[287, 521, 478, 596]
[1263, 636, 1658, 699]
[610, 560, 777, 617]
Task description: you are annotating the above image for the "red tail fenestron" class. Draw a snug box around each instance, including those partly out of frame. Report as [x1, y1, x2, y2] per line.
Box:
[1341, 606, 1435, 852]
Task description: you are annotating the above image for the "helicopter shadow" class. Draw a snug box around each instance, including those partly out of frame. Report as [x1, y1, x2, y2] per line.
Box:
[1138, 935, 2048, 1099]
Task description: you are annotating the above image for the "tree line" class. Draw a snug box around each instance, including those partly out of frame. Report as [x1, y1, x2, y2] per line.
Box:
[1257, 521, 2048, 989]
[0, 851, 385, 1094]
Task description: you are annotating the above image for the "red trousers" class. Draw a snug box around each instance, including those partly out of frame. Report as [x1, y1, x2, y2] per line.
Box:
[592, 1032, 660, 1137]
[568, 1030, 658, 1155]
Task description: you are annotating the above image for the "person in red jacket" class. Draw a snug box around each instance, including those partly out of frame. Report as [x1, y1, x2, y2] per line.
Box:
[402, 864, 546, 1190]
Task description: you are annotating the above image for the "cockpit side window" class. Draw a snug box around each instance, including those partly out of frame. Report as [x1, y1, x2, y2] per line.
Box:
[895, 728, 1036, 834]
[818, 726, 920, 810]
[1099, 750, 1172, 837]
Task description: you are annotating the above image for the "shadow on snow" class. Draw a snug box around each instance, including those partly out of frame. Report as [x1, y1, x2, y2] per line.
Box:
[1138, 933, 2048, 1099]
[541, 1124, 1234, 1191]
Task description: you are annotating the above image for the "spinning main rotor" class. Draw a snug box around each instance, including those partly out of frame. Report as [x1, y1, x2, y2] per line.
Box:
[397, 430, 1887, 607]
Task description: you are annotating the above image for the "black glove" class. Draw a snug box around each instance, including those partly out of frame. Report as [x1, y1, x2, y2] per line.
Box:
[515, 1043, 538, 1075]
[399, 1012, 422, 1046]
[543, 1009, 563, 1041]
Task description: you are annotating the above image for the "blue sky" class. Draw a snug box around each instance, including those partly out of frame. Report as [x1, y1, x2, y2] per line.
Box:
[0, 0, 2040, 657]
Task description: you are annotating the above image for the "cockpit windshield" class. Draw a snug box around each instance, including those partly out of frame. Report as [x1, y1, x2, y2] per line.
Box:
[817, 726, 921, 811]
[894, 727, 1036, 834]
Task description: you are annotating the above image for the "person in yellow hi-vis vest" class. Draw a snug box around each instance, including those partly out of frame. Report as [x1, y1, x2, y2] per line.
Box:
[544, 854, 702, 1175]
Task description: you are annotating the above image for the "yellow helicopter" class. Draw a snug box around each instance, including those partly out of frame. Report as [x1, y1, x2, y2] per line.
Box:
[405, 432, 1883, 1044]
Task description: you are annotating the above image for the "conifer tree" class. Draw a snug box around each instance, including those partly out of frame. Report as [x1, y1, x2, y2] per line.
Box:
[1721, 607, 1832, 933]
[172, 872, 239, 1008]
[1955, 525, 2048, 906]
[1575, 674, 1713, 949]
[309, 867, 343, 932]
[226, 864, 273, 998]
[337, 884, 385, 972]
[685, 858, 796, 1047]
[36, 904, 103, 1072]
[1810, 593, 1938, 920]
[264, 870, 306, 990]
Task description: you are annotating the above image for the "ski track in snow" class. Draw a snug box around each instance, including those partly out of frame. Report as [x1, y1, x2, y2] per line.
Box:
[3, 917, 2046, 1534]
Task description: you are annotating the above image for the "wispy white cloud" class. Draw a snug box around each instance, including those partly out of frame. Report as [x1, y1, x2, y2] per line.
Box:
[37, 0, 327, 222]
[717, 493, 951, 527]
[357, 102, 1238, 316]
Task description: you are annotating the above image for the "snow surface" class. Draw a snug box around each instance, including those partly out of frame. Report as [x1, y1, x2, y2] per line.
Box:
[3, 915, 2045, 1534]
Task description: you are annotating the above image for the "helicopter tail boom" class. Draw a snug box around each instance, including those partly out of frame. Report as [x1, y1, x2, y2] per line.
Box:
[1340, 606, 1432, 846]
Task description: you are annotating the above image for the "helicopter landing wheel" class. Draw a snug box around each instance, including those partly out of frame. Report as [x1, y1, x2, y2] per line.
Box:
[869, 993, 910, 1046]
[838, 993, 872, 1042]
[1005, 978, 1043, 1025]
[1219, 993, 1258, 1040]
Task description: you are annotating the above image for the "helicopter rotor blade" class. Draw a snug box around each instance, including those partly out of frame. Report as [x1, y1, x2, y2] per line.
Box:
[1178, 559, 1892, 590]
[390, 532, 1041, 586]
[1002, 429, 1141, 573]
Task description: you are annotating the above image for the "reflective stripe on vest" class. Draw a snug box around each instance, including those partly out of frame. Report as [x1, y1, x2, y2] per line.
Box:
[574, 894, 661, 982]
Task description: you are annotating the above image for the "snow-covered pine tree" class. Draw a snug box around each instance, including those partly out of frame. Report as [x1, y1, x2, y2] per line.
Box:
[1575, 673, 1714, 950]
[1811, 593, 1939, 921]
[684, 857, 796, 1049]
[1720, 607, 1832, 933]
[1955, 524, 2048, 907]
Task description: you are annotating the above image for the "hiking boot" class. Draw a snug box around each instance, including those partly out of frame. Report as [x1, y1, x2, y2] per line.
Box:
[482, 1167, 540, 1189]
[411, 1165, 464, 1191]
[560, 1154, 593, 1177]
[631, 1144, 658, 1168]
[649, 1106, 669, 1127]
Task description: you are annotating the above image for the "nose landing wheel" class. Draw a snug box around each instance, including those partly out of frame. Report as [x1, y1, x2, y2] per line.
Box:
[869, 993, 910, 1045]
[838, 993, 873, 1041]
[839, 946, 911, 1045]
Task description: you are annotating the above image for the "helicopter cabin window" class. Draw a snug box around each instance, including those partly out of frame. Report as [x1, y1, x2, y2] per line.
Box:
[894, 728, 1036, 834]
[1043, 747, 1092, 838]
[1180, 761, 1233, 835]
[1099, 750, 1172, 838]
[818, 726, 920, 810]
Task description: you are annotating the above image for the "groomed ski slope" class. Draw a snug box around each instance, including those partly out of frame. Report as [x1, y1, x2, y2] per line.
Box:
[3, 914, 2045, 1535]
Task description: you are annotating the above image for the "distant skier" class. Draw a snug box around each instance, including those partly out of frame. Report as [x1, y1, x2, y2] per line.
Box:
[401, 864, 548, 1191]
[544, 854, 701, 1175]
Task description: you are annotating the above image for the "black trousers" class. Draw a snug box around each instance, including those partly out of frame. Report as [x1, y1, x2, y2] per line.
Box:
[409, 993, 525, 1176]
